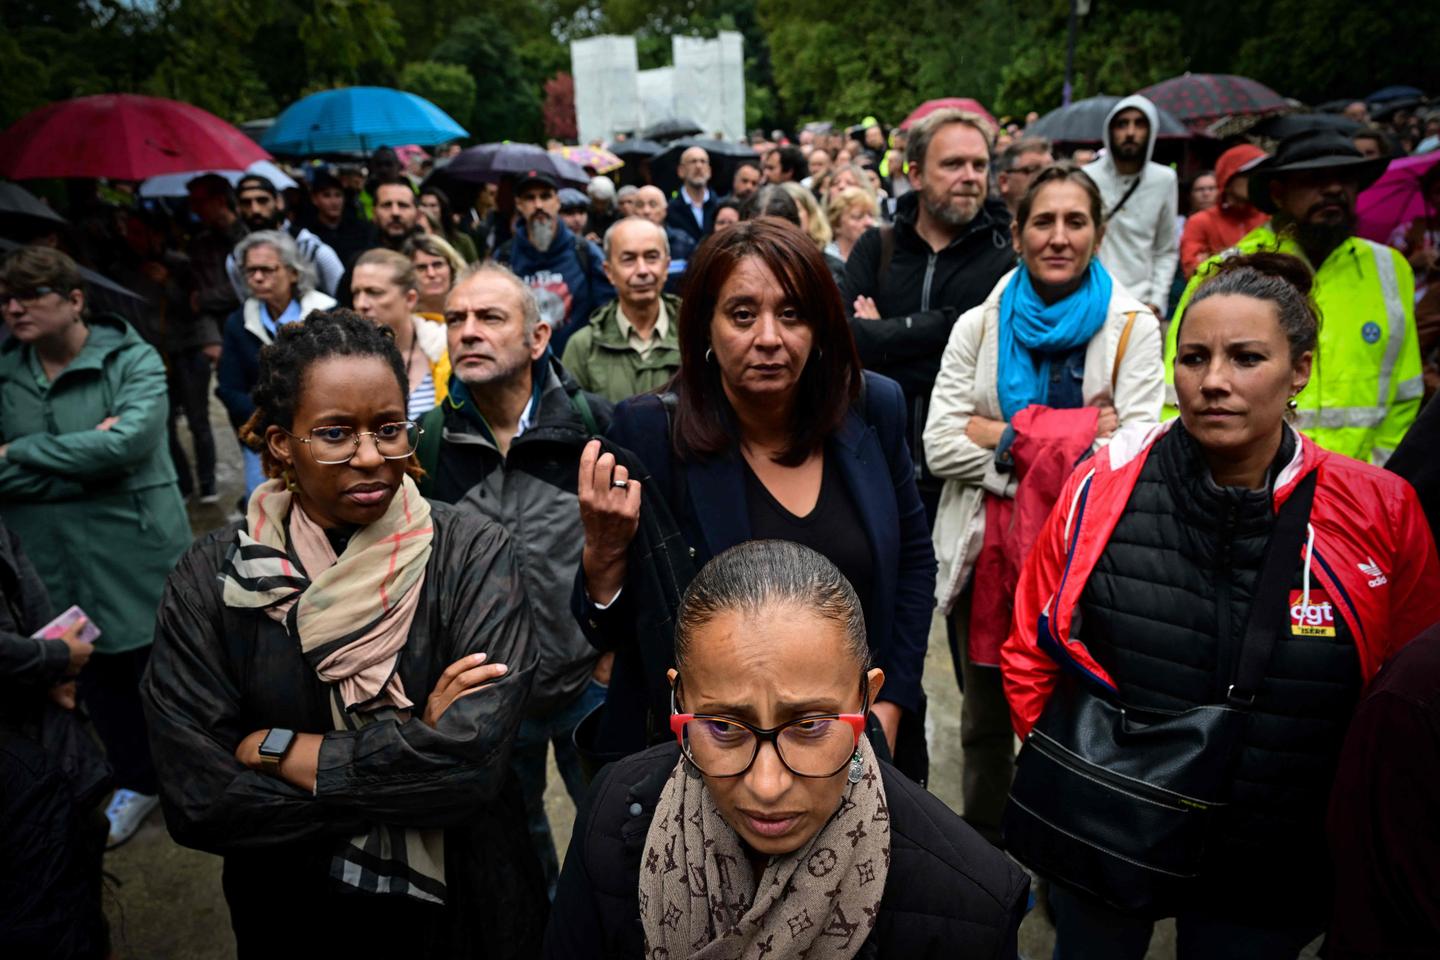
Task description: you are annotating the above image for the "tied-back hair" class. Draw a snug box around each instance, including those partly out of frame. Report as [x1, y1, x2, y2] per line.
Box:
[1016, 162, 1104, 229]
[673, 217, 861, 467]
[356, 247, 418, 293]
[237, 308, 420, 480]
[1183, 251, 1321, 360]
[675, 540, 869, 672]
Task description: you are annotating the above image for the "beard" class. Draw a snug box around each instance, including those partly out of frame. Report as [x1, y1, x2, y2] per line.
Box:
[528, 214, 556, 252]
[1274, 205, 1355, 262]
[921, 181, 980, 229]
[244, 212, 282, 231]
[1113, 139, 1145, 162]
[454, 343, 532, 389]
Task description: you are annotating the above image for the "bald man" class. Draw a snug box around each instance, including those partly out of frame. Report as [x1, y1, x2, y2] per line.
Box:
[634, 187, 696, 292]
[665, 145, 719, 243]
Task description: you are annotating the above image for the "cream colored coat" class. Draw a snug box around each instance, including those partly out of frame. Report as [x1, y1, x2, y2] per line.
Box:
[923, 269, 1164, 612]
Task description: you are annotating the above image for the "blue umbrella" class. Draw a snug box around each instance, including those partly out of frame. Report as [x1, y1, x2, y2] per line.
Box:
[261, 87, 467, 156]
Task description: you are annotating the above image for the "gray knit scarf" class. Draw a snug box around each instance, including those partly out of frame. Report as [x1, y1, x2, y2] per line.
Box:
[639, 736, 890, 960]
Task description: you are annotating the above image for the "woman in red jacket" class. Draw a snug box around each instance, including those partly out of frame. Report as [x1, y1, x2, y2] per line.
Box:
[1003, 252, 1440, 958]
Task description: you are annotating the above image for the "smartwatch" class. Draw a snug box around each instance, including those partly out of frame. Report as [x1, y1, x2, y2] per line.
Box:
[258, 727, 296, 774]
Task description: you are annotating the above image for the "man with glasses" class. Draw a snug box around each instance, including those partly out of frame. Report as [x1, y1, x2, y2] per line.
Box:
[665, 146, 719, 245]
[223, 174, 344, 298]
[413, 263, 613, 897]
[995, 137, 1054, 218]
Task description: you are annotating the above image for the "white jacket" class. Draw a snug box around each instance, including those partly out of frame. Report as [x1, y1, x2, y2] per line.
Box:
[1083, 95, 1180, 314]
[922, 269, 1164, 611]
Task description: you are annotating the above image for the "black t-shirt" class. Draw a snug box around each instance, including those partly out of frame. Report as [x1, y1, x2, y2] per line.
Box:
[743, 452, 874, 605]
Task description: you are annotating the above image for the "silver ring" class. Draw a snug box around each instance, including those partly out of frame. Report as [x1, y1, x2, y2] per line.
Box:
[610, 479, 629, 489]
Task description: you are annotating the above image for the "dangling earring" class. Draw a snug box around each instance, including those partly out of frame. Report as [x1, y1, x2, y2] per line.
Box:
[704, 347, 714, 363]
[847, 748, 864, 785]
[284, 466, 299, 492]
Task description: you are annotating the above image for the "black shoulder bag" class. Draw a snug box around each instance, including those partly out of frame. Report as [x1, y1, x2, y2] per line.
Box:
[1001, 471, 1317, 918]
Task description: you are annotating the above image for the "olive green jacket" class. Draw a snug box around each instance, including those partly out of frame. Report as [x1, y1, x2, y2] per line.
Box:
[561, 294, 682, 404]
[0, 315, 192, 653]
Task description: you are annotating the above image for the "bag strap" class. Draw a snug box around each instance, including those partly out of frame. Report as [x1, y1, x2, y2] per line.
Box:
[1111, 311, 1139, 391]
[1228, 471, 1318, 705]
[1105, 175, 1144, 223]
[566, 383, 601, 437]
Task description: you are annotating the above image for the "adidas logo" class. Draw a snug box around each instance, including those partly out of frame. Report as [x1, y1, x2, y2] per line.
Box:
[1358, 557, 1388, 588]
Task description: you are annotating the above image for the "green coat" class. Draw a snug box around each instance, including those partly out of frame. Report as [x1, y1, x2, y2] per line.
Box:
[561, 294, 682, 404]
[0, 315, 192, 653]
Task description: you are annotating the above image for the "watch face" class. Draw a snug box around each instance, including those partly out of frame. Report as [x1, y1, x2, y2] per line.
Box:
[259, 727, 296, 758]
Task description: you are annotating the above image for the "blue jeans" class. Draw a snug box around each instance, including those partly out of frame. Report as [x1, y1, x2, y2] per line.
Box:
[1049, 884, 1319, 960]
[512, 680, 607, 897]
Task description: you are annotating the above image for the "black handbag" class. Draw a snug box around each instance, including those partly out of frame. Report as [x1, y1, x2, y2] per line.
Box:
[1001, 472, 1317, 918]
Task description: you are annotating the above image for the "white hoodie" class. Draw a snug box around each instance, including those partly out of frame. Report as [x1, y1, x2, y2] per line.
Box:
[1083, 95, 1179, 314]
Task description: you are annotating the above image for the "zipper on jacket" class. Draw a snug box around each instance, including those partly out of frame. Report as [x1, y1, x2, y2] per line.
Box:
[920, 252, 938, 311]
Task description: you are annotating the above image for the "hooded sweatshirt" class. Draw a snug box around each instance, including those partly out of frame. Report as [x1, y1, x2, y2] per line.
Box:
[1180, 143, 1269, 277]
[1083, 95, 1179, 313]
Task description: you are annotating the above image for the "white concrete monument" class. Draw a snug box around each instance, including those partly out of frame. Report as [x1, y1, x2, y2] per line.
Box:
[672, 32, 745, 142]
[570, 35, 640, 145]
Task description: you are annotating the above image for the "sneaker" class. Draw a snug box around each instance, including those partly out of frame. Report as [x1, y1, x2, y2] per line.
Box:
[105, 789, 160, 848]
[198, 489, 221, 505]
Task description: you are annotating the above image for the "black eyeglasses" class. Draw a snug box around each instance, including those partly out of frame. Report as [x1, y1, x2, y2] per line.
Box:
[0, 285, 58, 307]
[284, 421, 422, 465]
[668, 678, 869, 779]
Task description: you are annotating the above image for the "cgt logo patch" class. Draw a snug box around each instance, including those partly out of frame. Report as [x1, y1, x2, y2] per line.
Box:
[1289, 590, 1337, 637]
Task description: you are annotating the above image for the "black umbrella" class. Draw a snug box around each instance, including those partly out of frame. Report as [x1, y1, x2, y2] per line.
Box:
[1251, 113, 1363, 141]
[650, 138, 760, 197]
[435, 142, 589, 188]
[641, 118, 704, 143]
[609, 138, 666, 159]
[1028, 95, 1192, 145]
[1368, 85, 1425, 106]
[0, 237, 147, 303]
[0, 182, 67, 240]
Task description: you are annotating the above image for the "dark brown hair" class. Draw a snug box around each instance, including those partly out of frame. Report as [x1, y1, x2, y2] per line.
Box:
[0, 245, 84, 300]
[1182, 251, 1320, 360]
[1016, 162, 1104, 229]
[672, 217, 861, 466]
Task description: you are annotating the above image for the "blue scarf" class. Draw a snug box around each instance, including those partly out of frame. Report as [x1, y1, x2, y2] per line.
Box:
[995, 260, 1113, 421]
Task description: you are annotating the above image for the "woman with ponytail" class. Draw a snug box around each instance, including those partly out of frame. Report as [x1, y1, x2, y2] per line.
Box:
[142, 309, 547, 958]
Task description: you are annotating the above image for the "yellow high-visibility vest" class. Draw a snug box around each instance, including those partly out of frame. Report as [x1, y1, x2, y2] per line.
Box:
[1164, 224, 1421, 465]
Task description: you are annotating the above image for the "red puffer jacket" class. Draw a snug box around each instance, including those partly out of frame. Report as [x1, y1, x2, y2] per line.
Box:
[1003, 420, 1440, 737]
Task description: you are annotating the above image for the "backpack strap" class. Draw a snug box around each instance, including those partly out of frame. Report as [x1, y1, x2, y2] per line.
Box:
[574, 234, 592, 277]
[566, 382, 601, 437]
[1111, 310, 1140, 392]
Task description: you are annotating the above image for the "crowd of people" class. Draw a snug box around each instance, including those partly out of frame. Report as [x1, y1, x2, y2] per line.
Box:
[3, 84, 1440, 960]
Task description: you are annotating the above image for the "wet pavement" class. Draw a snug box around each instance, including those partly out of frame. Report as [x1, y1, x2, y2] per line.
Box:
[99, 398, 1320, 958]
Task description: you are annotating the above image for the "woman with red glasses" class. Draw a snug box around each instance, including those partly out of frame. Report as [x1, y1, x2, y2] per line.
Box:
[545, 539, 1027, 959]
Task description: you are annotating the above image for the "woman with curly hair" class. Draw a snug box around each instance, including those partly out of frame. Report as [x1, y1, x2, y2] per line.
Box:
[142, 309, 547, 957]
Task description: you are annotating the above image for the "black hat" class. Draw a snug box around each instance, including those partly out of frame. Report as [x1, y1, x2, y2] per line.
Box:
[1248, 129, 1390, 213]
[513, 169, 559, 192]
[235, 174, 278, 197]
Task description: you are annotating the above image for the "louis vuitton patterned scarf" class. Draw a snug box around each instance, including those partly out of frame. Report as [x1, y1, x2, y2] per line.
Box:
[639, 736, 890, 960]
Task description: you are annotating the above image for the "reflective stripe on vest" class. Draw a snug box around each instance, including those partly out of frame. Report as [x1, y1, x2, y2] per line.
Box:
[1371, 243, 1408, 407]
[1293, 406, 1388, 430]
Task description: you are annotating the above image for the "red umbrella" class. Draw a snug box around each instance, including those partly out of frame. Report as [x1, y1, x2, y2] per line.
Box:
[0, 94, 269, 181]
[1137, 74, 1288, 129]
[900, 98, 998, 131]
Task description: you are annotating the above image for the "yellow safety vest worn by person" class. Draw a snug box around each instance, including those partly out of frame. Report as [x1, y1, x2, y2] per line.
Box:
[1164, 224, 1421, 465]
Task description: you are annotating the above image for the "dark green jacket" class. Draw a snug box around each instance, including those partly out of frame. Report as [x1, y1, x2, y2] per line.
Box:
[0, 315, 191, 653]
[560, 294, 681, 404]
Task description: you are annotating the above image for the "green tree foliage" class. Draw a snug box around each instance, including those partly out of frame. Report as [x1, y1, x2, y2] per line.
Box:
[399, 62, 477, 132]
[430, 14, 548, 142]
[995, 4, 1185, 117]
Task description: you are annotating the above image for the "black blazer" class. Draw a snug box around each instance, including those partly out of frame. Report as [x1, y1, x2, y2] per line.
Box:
[544, 743, 1029, 959]
[665, 189, 719, 241]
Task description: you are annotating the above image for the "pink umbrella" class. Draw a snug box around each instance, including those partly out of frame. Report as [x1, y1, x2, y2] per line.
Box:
[899, 98, 998, 131]
[1356, 152, 1440, 245]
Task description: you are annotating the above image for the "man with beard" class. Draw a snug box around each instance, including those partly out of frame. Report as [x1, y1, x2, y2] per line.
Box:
[1083, 95, 1179, 317]
[1168, 130, 1416, 465]
[494, 172, 613, 351]
[301, 170, 375, 267]
[414, 263, 612, 897]
[840, 107, 1014, 523]
[665, 145, 719, 244]
[334, 177, 422, 308]
[222, 174, 344, 298]
[726, 161, 761, 205]
[762, 145, 805, 184]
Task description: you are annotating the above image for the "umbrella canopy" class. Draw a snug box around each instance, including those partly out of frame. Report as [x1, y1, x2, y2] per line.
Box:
[551, 144, 624, 174]
[1251, 113, 1363, 141]
[1368, 85, 1425, 106]
[261, 87, 466, 156]
[1138, 74, 1288, 128]
[641, 118, 705, 142]
[899, 98, 998, 131]
[0, 94, 269, 182]
[0, 182, 67, 239]
[1357, 152, 1440, 244]
[0, 237, 146, 303]
[1027, 95, 1192, 145]
[650, 138, 760, 196]
[138, 159, 298, 199]
[609, 138, 666, 159]
[434, 142, 590, 188]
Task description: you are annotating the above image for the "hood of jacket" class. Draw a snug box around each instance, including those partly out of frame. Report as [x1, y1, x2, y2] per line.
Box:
[1100, 94, 1161, 170]
[1214, 143, 1267, 200]
[0, 312, 141, 375]
[241, 289, 337, 344]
